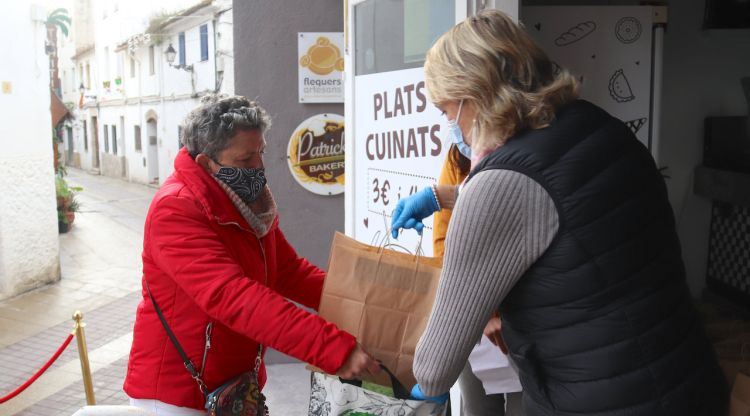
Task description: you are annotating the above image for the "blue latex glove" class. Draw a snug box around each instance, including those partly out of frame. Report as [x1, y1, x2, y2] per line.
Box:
[410, 384, 449, 405]
[390, 187, 439, 239]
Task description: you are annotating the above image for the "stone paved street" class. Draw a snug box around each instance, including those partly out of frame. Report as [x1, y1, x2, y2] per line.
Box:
[0, 169, 310, 416]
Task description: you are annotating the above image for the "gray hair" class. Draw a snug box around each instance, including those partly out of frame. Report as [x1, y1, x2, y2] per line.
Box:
[181, 94, 272, 160]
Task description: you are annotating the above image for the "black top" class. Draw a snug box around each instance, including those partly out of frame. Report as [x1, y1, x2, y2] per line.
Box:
[469, 100, 727, 415]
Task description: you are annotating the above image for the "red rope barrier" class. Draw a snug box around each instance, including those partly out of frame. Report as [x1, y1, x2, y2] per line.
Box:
[0, 333, 75, 403]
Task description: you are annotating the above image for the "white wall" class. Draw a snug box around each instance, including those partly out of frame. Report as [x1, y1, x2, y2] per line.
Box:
[66, 1, 232, 184]
[160, 98, 200, 181]
[658, 1, 750, 295]
[162, 17, 220, 97]
[216, 9, 234, 95]
[0, 3, 61, 300]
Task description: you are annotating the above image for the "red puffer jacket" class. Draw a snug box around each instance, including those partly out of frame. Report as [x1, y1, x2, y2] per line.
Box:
[124, 148, 356, 410]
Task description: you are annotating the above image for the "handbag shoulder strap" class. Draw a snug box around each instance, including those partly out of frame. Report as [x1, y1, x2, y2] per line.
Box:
[145, 282, 207, 394]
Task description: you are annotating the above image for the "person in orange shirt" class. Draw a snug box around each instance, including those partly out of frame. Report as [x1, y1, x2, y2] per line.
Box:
[433, 145, 470, 258]
[433, 145, 523, 416]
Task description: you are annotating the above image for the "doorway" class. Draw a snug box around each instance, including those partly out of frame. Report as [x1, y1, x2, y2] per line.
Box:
[66, 126, 74, 164]
[91, 116, 100, 169]
[146, 118, 159, 184]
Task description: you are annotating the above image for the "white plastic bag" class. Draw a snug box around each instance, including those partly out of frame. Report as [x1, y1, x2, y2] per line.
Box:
[308, 372, 446, 416]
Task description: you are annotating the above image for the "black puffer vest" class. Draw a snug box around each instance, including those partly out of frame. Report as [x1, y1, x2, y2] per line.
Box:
[467, 100, 727, 415]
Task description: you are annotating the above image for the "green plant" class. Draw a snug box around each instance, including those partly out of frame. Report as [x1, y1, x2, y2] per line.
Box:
[55, 175, 82, 198]
[46, 8, 71, 37]
[67, 198, 81, 213]
[56, 174, 82, 232]
[145, 10, 176, 45]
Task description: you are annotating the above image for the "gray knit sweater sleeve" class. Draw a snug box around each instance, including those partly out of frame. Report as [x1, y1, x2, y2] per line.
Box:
[414, 169, 559, 396]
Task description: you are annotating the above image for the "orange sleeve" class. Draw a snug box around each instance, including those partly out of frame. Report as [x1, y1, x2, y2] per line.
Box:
[432, 155, 467, 257]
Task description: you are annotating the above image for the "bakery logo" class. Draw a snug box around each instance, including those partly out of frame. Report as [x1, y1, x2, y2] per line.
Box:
[287, 114, 345, 195]
[298, 33, 344, 103]
[300, 36, 344, 75]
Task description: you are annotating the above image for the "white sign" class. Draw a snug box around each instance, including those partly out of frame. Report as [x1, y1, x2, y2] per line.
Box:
[522, 7, 654, 148]
[287, 113, 345, 195]
[353, 67, 448, 256]
[298, 32, 344, 103]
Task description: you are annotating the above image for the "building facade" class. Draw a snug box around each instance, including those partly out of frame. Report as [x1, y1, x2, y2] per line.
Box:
[233, 0, 344, 271]
[0, 3, 61, 300]
[61, 0, 234, 185]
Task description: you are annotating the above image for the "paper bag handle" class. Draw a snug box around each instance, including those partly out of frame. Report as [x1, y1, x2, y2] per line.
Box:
[371, 211, 426, 261]
[338, 364, 411, 400]
[378, 232, 425, 261]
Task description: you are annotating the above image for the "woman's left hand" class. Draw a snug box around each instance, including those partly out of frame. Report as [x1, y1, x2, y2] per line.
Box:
[484, 316, 508, 354]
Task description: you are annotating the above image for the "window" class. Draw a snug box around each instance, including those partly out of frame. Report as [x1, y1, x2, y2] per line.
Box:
[130, 56, 135, 78]
[85, 63, 91, 89]
[200, 25, 209, 61]
[178, 32, 186, 67]
[149, 45, 155, 75]
[354, 0, 454, 75]
[62, 70, 67, 93]
[178, 126, 184, 149]
[103, 125, 109, 153]
[112, 125, 118, 155]
[134, 125, 142, 152]
[83, 120, 88, 151]
[117, 52, 124, 80]
[104, 47, 110, 82]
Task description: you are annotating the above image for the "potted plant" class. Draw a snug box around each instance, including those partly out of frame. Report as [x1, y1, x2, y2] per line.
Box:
[114, 76, 122, 86]
[103, 80, 110, 89]
[56, 175, 82, 233]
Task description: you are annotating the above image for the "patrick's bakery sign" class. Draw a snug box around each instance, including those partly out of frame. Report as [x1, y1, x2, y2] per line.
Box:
[287, 114, 345, 195]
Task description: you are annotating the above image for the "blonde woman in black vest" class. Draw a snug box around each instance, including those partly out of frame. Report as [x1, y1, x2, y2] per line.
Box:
[393, 9, 727, 415]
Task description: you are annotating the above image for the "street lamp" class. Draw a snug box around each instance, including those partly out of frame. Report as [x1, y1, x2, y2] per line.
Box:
[164, 43, 193, 72]
[79, 83, 85, 94]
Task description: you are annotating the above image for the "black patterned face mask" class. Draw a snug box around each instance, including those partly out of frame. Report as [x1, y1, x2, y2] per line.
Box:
[213, 165, 267, 203]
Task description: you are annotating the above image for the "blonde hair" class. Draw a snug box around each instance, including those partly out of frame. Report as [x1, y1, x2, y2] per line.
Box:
[425, 9, 579, 155]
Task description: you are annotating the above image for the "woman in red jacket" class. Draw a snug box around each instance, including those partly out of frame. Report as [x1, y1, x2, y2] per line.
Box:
[124, 95, 379, 415]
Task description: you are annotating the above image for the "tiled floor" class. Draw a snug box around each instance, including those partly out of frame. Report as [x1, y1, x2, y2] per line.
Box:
[0, 169, 311, 416]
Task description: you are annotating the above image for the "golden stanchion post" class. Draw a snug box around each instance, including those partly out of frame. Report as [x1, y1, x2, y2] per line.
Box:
[72, 311, 96, 405]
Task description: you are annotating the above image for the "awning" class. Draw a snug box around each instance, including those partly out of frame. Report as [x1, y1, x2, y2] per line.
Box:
[50, 89, 70, 128]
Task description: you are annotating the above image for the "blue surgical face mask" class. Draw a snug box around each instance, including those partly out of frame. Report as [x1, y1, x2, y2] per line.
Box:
[447, 99, 472, 159]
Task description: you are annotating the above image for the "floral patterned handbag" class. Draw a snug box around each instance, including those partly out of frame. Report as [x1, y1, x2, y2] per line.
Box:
[204, 347, 268, 416]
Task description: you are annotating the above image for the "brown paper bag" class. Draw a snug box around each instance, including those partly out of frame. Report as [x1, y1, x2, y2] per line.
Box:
[318, 232, 442, 389]
[730, 371, 750, 416]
